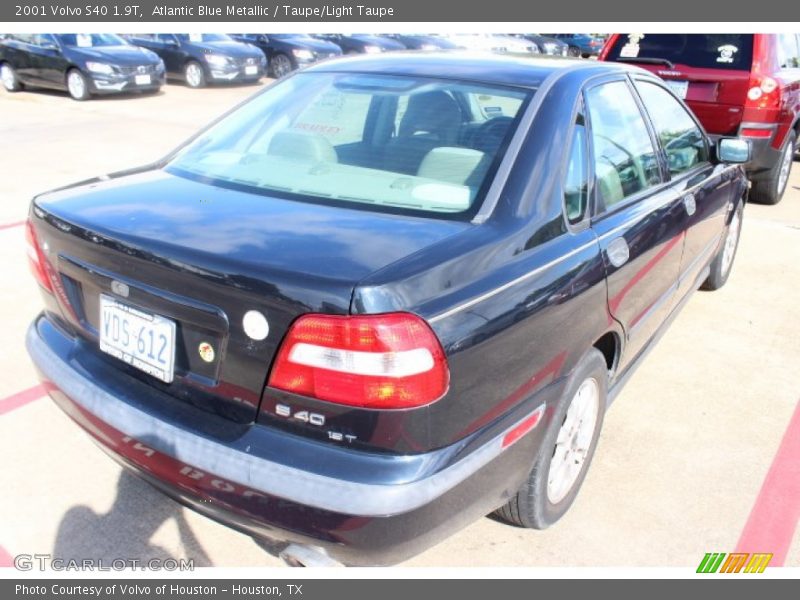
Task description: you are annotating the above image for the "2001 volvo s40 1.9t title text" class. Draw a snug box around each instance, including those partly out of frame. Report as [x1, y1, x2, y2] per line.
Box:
[26, 53, 750, 566]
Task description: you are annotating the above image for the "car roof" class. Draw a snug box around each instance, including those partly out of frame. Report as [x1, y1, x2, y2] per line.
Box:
[303, 51, 642, 88]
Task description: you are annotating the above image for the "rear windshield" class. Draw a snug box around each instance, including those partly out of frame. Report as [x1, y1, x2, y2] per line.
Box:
[606, 34, 754, 71]
[167, 72, 532, 218]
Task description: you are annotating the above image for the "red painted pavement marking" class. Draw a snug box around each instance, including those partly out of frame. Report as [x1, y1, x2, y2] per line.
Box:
[0, 546, 13, 568]
[0, 384, 46, 416]
[0, 220, 25, 232]
[735, 399, 800, 566]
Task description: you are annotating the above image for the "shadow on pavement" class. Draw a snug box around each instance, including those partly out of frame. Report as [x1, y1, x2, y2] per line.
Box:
[53, 469, 213, 567]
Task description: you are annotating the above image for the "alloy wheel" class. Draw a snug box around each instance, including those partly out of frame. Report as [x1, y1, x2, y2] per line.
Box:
[547, 377, 600, 504]
[721, 207, 742, 278]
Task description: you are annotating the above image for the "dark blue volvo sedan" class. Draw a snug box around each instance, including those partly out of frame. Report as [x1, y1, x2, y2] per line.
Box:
[25, 53, 749, 566]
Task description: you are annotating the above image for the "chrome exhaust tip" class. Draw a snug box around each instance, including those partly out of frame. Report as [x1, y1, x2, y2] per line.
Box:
[279, 544, 344, 567]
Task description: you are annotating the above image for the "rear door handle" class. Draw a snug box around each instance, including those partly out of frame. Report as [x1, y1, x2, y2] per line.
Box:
[683, 193, 697, 216]
[607, 237, 630, 268]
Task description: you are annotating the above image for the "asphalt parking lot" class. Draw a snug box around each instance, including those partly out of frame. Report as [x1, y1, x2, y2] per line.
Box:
[0, 81, 798, 569]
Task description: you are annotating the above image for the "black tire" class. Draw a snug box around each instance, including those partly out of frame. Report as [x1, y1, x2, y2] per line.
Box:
[702, 199, 744, 291]
[183, 61, 206, 88]
[750, 130, 796, 205]
[0, 62, 23, 92]
[567, 46, 581, 57]
[494, 348, 607, 529]
[269, 53, 295, 78]
[66, 68, 90, 101]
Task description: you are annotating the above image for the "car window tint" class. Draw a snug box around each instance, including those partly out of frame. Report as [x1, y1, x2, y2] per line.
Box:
[167, 72, 531, 217]
[777, 34, 800, 68]
[585, 80, 661, 210]
[635, 81, 709, 176]
[564, 114, 589, 223]
[606, 34, 754, 71]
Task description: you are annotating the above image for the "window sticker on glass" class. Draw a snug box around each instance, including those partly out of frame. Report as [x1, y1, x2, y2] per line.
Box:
[620, 34, 645, 58]
[189, 33, 203, 43]
[717, 45, 739, 63]
[76, 33, 92, 48]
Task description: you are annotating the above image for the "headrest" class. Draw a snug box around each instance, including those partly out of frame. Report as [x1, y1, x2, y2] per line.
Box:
[417, 147, 486, 185]
[268, 130, 338, 163]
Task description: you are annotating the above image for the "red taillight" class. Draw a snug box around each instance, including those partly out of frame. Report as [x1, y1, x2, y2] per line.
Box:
[268, 313, 449, 409]
[745, 74, 781, 110]
[25, 219, 53, 293]
[744, 36, 782, 111]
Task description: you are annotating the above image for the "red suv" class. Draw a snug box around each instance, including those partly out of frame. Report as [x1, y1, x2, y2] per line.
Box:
[600, 34, 800, 204]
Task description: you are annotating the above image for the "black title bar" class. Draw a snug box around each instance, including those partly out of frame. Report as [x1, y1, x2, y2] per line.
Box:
[1, 0, 799, 22]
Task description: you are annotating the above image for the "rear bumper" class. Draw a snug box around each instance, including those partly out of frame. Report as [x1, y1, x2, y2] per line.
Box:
[26, 315, 548, 565]
[737, 123, 781, 178]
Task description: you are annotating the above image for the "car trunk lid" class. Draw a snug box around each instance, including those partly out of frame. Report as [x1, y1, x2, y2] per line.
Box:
[31, 168, 469, 423]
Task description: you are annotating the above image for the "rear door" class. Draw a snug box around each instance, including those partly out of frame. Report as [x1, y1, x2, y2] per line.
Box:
[776, 33, 800, 149]
[7, 34, 36, 83]
[32, 34, 68, 89]
[632, 77, 738, 290]
[586, 77, 685, 371]
[154, 34, 186, 74]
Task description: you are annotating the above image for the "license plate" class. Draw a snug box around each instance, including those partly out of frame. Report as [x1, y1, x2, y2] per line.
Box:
[244, 65, 258, 75]
[99, 294, 176, 383]
[665, 80, 688, 99]
[135, 74, 151, 86]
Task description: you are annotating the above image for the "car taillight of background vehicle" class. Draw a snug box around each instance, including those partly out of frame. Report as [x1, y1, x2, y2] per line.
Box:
[26, 220, 53, 293]
[742, 36, 783, 138]
[268, 313, 449, 409]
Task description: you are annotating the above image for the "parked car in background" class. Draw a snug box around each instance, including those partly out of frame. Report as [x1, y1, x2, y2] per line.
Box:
[384, 34, 460, 51]
[229, 34, 342, 78]
[0, 33, 164, 100]
[601, 33, 800, 204]
[126, 33, 265, 88]
[548, 34, 605, 58]
[26, 53, 750, 567]
[314, 34, 405, 55]
[441, 33, 539, 54]
[516, 34, 569, 57]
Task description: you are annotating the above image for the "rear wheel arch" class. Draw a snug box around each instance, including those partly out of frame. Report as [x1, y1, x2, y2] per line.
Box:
[592, 331, 620, 376]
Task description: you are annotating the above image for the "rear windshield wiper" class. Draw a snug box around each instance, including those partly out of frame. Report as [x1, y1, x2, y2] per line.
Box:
[617, 57, 676, 69]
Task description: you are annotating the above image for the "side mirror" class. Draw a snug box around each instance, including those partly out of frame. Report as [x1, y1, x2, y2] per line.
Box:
[41, 42, 60, 52]
[716, 138, 751, 164]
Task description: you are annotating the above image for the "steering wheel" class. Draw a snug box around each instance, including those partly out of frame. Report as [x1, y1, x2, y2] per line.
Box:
[472, 116, 514, 154]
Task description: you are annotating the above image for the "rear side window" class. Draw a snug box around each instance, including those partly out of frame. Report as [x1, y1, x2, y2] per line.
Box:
[585, 81, 661, 210]
[564, 114, 589, 224]
[777, 34, 800, 69]
[635, 81, 709, 176]
[606, 34, 754, 71]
